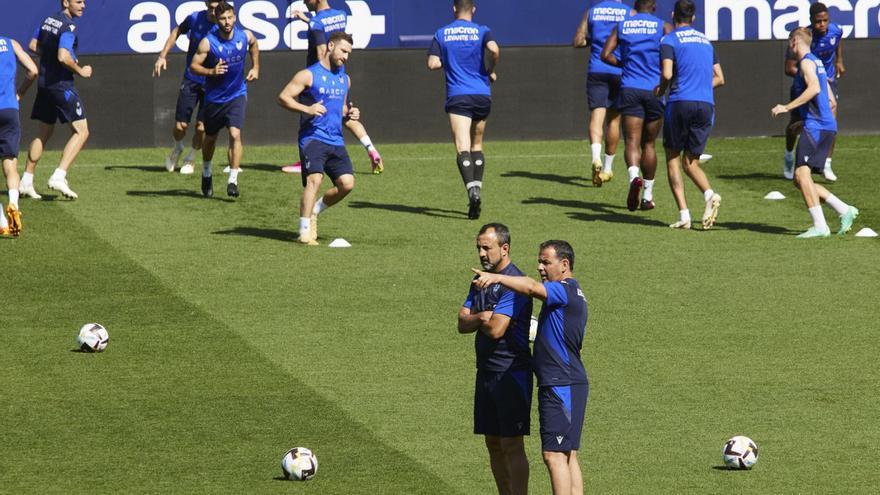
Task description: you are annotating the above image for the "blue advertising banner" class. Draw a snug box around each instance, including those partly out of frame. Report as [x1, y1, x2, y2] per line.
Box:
[3, 0, 879, 54]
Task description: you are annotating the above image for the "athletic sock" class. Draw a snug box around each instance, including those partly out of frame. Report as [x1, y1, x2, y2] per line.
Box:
[471, 151, 485, 184]
[824, 157, 833, 170]
[184, 148, 197, 163]
[9, 188, 19, 208]
[21, 171, 34, 187]
[680, 209, 691, 224]
[359, 135, 377, 153]
[173, 139, 185, 152]
[590, 143, 602, 163]
[643, 179, 655, 201]
[313, 197, 327, 216]
[456, 151, 474, 189]
[825, 194, 849, 216]
[603, 153, 614, 173]
[809, 205, 829, 232]
[627, 166, 640, 183]
[202, 160, 212, 178]
[704, 189, 716, 202]
[784, 149, 795, 161]
[228, 168, 240, 184]
[299, 217, 310, 236]
[50, 168, 66, 182]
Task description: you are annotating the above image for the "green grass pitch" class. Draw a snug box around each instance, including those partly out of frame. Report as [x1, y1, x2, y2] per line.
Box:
[2, 136, 879, 493]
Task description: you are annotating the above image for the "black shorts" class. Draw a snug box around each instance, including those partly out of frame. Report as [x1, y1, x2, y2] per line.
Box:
[474, 369, 532, 437]
[796, 129, 836, 174]
[617, 88, 664, 121]
[299, 139, 354, 187]
[0, 109, 21, 159]
[204, 95, 246, 136]
[446, 95, 492, 121]
[539, 383, 588, 452]
[663, 101, 714, 155]
[586, 72, 621, 110]
[31, 87, 86, 124]
[175, 78, 206, 124]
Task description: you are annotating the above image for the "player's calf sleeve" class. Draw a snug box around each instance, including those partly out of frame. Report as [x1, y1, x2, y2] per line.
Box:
[471, 151, 485, 185]
[456, 151, 474, 187]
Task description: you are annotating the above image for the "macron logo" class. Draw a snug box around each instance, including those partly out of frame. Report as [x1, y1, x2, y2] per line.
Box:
[556, 435, 564, 445]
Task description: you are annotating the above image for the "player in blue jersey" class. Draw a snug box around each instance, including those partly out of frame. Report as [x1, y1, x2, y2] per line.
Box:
[459, 223, 533, 495]
[19, 0, 91, 200]
[472, 240, 588, 495]
[573, 0, 629, 187]
[809, 2, 845, 182]
[601, 0, 671, 212]
[782, 45, 805, 181]
[771, 28, 858, 238]
[428, 0, 500, 220]
[190, 2, 259, 199]
[0, 37, 38, 237]
[153, 1, 220, 174]
[657, 0, 725, 230]
[278, 32, 360, 246]
[288, 0, 384, 175]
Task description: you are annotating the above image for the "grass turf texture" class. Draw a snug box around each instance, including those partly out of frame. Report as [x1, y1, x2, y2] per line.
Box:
[2, 136, 879, 493]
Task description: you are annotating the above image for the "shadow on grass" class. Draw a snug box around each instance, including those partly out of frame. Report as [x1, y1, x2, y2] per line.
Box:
[213, 226, 299, 243]
[126, 189, 236, 203]
[348, 200, 468, 219]
[719, 222, 795, 235]
[525, 197, 668, 228]
[105, 165, 168, 173]
[716, 172, 781, 180]
[502, 170, 591, 188]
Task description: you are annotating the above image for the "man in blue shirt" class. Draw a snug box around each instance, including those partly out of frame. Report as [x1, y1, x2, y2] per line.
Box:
[573, 0, 629, 187]
[190, 2, 260, 199]
[278, 31, 360, 246]
[601, 0, 671, 212]
[153, 1, 220, 174]
[428, 0, 500, 220]
[472, 240, 589, 495]
[656, 0, 725, 230]
[0, 36, 38, 237]
[809, 2, 844, 182]
[459, 223, 533, 495]
[771, 28, 858, 239]
[20, 0, 91, 200]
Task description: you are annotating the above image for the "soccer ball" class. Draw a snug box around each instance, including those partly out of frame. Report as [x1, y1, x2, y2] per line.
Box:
[722, 435, 758, 469]
[281, 447, 318, 481]
[77, 323, 109, 352]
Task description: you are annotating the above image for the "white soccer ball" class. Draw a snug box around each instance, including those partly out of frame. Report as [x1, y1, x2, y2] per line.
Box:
[722, 435, 758, 469]
[281, 447, 318, 481]
[77, 323, 109, 352]
[528, 316, 538, 342]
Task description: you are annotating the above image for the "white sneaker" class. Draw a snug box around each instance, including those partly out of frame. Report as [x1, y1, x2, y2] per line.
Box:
[702, 193, 721, 230]
[165, 149, 182, 172]
[669, 219, 692, 229]
[223, 166, 231, 174]
[47, 177, 78, 199]
[783, 154, 795, 180]
[19, 183, 43, 199]
[823, 165, 837, 182]
[179, 163, 195, 175]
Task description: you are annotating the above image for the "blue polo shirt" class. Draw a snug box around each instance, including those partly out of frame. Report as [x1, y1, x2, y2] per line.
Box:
[179, 10, 214, 85]
[307, 8, 347, 66]
[34, 10, 78, 90]
[660, 26, 717, 104]
[587, 1, 629, 76]
[618, 13, 664, 91]
[811, 23, 842, 81]
[534, 278, 588, 387]
[0, 37, 17, 111]
[428, 19, 494, 102]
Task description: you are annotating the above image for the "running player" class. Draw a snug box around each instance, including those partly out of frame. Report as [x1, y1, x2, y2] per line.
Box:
[0, 36, 38, 237]
[601, 0, 671, 211]
[573, 0, 628, 187]
[153, 0, 220, 174]
[277, 31, 360, 246]
[657, 0, 724, 230]
[20, 0, 91, 200]
[771, 28, 858, 238]
[189, 1, 259, 198]
[808, 2, 844, 182]
[782, 43, 804, 180]
[428, 0, 500, 220]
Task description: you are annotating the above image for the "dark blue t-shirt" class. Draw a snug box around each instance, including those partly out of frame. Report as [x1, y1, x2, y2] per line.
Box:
[463, 263, 533, 372]
[298, 62, 348, 148]
[587, 0, 629, 76]
[799, 53, 836, 134]
[534, 278, 588, 387]
[179, 10, 213, 85]
[203, 27, 249, 104]
[811, 23, 842, 81]
[618, 13, 664, 91]
[660, 27, 717, 104]
[34, 11, 78, 90]
[0, 37, 17, 111]
[307, 8, 347, 66]
[428, 19, 494, 102]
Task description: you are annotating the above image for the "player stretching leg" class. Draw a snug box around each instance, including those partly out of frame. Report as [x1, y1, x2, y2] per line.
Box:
[573, 0, 628, 186]
[153, 0, 219, 174]
[428, 0, 500, 220]
[772, 28, 858, 238]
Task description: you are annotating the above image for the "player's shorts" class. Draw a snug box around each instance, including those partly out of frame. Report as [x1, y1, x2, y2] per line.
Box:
[586, 72, 621, 110]
[446, 95, 492, 121]
[31, 87, 86, 124]
[616, 88, 664, 121]
[662, 101, 714, 155]
[0, 109, 21, 159]
[474, 368, 532, 437]
[538, 382, 588, 452]
[204, 95, 247, 136]
[175, 78, 206, 124]
[796, 128, 836, 174]
[299, 139, 354, 187]
[828, 79, 839, 100]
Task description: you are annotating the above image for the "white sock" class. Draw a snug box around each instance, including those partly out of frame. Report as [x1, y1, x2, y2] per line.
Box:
[184, 148, 197, 163]
[809, 205, 829, 231]
[603, 153, 614, 173]
[313, 197, 327, 216]
[784, 149, 795, 161]
[825, 194, 849, 216]
[824, 157, 833, 170]
[359, 135, 376, 153]
[202, 161, 212, 177]
[643, 179, 655, 201]
[299, 217, 310, 234]
[9, 188, 19, 208]
[21, 172, 34, 187]
[590, 143, 602, 162]
[50, 168, 66, 181]
[0, 205, 7, 228]
[228, 168, 240, 184]
[627, 166, 640, 182]
[704, 189, 715, 202]
[173, 140, 184, 152]
[680, 209, 691, 223]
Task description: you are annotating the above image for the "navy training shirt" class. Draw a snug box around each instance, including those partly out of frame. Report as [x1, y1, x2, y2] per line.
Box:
[307, 8, 347, 66]
[534, 278, 588, 387]
[463, 263, 533, 372]
[34, 10, 78, 90]
[179, 10, 213, 85]
[660, 26, 717, 105]
[618, 13, 664, 91]
[428, 19, 494, 103]
[811, 23, 842, 81]
[0, 37, 18, 111]
[587, 0, 629, 76]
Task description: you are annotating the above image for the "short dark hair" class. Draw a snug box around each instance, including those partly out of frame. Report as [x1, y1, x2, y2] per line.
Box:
[214, 1, 234, 17]
[454, 0, 474, 12]
[328, 31, 354, 46]
[673, 0, 696, 23]
[810, 2, 828, 18]
[478, 223, 511, 247]
[635, 0, 656, 11]
[540, 240, 575, 271]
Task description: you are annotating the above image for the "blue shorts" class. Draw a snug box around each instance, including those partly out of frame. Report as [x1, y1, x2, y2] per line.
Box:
[31, 87, 86, 124]
[175, 78, 206, 124]
[446, 95, 491, 121]
[0, 109, 21, 159]
[299, 139, 354, 187]
[586, 72, 621, 110]
[617, 88, 664, 121]
[204, 95, 246, 136]
[796, 129, 836, 174]
[474, 369, 532, 437]
[828, 79, 839, 100]
[539, 383, 588, 452]
[663, 101, 714, 155]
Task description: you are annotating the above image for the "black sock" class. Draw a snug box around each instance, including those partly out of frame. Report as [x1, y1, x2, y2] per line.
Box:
[456, 151, 474, 188]
[471, 151, 485, 185]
